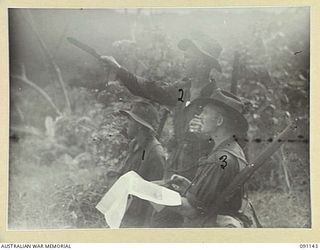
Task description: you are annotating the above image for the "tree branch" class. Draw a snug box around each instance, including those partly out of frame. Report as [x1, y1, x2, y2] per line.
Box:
[22, 9, 72, 115]
[11, 65, 62, 117]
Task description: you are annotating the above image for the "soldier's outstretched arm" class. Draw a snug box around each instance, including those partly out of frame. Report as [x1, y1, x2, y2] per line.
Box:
[100, 56, 184, 106]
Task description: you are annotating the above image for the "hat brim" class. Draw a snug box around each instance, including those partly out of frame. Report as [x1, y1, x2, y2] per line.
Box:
[188, 97, 249, 134]
[178, 38, 222, 73]
[120, 110, 156, 133]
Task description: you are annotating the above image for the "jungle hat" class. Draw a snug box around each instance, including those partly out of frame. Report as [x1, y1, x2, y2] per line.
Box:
[119, 101, 159, 134]
[178, 36, 222, 73]
[189, 88, 249, 133]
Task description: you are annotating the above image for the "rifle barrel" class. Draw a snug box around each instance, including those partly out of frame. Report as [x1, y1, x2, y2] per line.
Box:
[222, 118, 299, 202]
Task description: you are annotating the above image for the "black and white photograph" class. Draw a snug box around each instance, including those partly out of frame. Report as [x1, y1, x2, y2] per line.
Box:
[8, 7, 310, 229]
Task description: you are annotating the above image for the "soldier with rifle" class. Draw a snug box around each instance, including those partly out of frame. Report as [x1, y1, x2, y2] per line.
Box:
[95, 87, 300, 228]
[97, 88, 263, 228]
[151, 90, 300, 228]
[148, 88, 253, 227]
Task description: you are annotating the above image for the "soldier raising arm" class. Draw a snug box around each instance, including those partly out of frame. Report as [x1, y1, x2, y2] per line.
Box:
[100, 37, 222, 107]
[101, 37, 223, 181]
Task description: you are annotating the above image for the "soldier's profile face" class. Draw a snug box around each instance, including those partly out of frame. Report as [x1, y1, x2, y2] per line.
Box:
[199, 104, 222, 134]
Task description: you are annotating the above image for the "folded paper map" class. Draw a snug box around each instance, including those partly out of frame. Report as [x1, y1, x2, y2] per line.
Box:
[96, 171, 181, 228]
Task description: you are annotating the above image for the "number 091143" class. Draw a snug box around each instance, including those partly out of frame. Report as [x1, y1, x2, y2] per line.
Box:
[300, 244, 318, 248]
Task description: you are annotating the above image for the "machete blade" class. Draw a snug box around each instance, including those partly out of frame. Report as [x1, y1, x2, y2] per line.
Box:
[67, 37, 101, 60]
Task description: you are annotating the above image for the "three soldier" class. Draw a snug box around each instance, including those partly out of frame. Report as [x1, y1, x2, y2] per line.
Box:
[96, 34, 254, 228]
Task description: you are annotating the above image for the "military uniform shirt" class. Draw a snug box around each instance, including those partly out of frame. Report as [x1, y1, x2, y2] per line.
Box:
[186, 137, 248, 220]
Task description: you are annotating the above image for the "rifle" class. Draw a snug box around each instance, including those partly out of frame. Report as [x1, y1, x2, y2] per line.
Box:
[201, 117, 302, 226]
